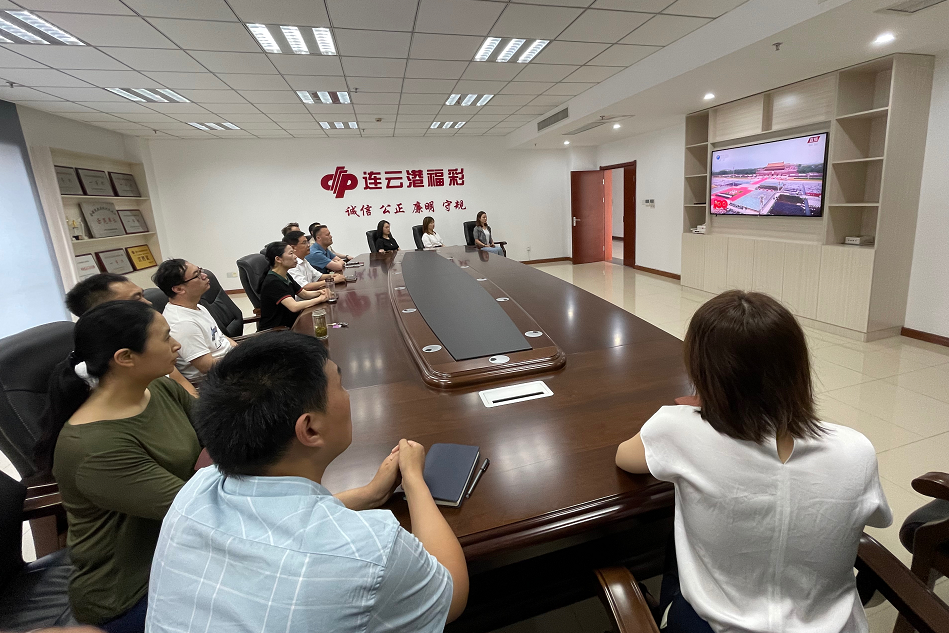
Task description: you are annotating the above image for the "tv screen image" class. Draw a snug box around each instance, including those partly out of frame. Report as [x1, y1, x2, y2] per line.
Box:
[710, 133, 828, 217]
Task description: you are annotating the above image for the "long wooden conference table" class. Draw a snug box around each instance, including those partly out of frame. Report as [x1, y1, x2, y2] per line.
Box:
[291, 246, 690, 630]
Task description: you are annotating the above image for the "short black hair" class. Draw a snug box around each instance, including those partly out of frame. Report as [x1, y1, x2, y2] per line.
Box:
[263, 241, 290, 268]
[308, 222, 322, 240]
[65, 273, 130, 317]
[281, 222, 300, 236]
[193, 332, 330, 476]
[152, 259, 188, 298]
[283, 230, 307, 246]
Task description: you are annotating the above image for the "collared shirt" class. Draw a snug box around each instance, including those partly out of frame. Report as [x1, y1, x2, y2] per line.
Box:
[306, 243, 334, 273]
[258, 271, 302, 331]
[288, 257, 322, 287]
[146, 468, 452, 633]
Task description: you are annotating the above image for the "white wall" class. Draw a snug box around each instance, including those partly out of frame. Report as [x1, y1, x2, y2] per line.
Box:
[611, 168, 623, 238]
[16, 106, 135, 162]
[597, 123, 685, 274]
[144, 137, 569, 290]
[905, 52, 949, 338]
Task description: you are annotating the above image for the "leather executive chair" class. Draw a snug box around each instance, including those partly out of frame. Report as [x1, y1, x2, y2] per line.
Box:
[412, 225, 425, 250]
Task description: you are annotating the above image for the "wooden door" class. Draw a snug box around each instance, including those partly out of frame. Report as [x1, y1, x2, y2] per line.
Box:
[570, 170, 606, 264]
[623, 165, 636, 267]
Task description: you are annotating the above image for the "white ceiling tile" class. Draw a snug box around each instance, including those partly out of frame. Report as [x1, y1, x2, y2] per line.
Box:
[237, 89, 301, 103]
[230, 119, 280, 127]
[545, 82, 595, 95]
[77, 100, 152, 113]
[306, 104, 355, 114]
[0, 47, 45, 69]
[486, 94, 534, 106]
[558, 9, 651, 42]
[252, 131, 292, 137]
[268, 112, 316, 122]
[346, 77, 403, 92]
[36, 13, 176, 48]
[396, 113, 436, 121]
[101, 48, 206, 73]
[452, 80, 507, 94]
[454, 128, 485, 134]
[591, 0, 671, 10]
[145, 102, 211, 113]
[475, 105, 519, 114]
[95, 121, 147, 129]
[0, 68, 90, 87]
[514, 0, 595, 5]
[68, 112, 124, 121]
[460, 62, 521, 81]
[257, 103, 308, 113]
[326, 0, 419, 31]
[219, 73, 290, 90]
[227, 0, 329, 25]
[398, 104, 440, 114]
[121, 0, 236, 20]
[562, 65, 622, 82]
[402, 78, 457, 93]
[6, 45, 126, 70]
[395, 121, 432, 128]
[409, 33, 483, 61]
[67, 69, 155, 86]
[439, 104, 479, 116]
[29, 101, 95, 112]
[15, 0, 133, 13]
[454, 120, 493, 128]
[662, 0, 747, 18]
[38, 87, 126, 101]
[175, 89, 247, 103]
[470, 114, 507, 121]
[325, 129, 359, 136]
[144, 71, 230, 89]
[394, 130, 425, 136]
[518, 105, 558, 114]
[279, 121, 325, 129]
[205, 103, 261, 113]
[341, 57, 406, 78]
[512, 63, 579, 82]
[531, 94, 571, 106]
[148, 19, 258, 52]
[335, 29, 412, 58]
[587, 43, 658, 66]
[362, 130, 394, 136]
[355, 119, 394, 127]
[620, 14, 708, 45]
[268, 54, 342, 76]
[490, 4, 582, 39]
[188, 51, 277, 74]
[352, 92, 401, 105]
[283, 75, 347, 90]
[499, 81, 554, 95]
[533, 41, 609, 65]
[354, 104, 398, 114]
[415, 0, 505, 36]
[0, 86, 60, 100]
[399, 94, 446, 105]
[405, 59, 467, 80]
[147, 121, 204, 130]
[119, 112, 177, 123]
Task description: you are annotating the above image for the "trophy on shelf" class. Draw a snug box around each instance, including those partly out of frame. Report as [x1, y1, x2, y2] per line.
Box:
[69, 218, 86, 240]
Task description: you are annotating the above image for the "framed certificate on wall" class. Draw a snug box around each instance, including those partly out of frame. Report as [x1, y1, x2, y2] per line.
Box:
[125, 244, 157, 270]
[76, 168, 115, 197]
[74, 253, 101, 281]
[79, 201, 125, 238]
[55, 166, 84, 195]
[117, 208, 148, 234]
[109, 172, 141, 197]
[95, 248, 134, 275]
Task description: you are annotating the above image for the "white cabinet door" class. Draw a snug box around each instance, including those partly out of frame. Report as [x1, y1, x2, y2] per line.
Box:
[816, 246, 874, 331]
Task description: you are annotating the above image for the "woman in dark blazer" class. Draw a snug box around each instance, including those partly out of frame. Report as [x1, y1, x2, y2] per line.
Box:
[472, 212, 504, 256]
[375, 220, 399, 253]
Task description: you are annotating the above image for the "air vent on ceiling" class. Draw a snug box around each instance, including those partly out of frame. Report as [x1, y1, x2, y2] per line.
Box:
[883, 0, 945, 12]
[563, 115, 633, 136]
[537, 108, 568, 132]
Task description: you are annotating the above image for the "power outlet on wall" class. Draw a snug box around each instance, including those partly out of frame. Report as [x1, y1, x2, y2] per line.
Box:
[226, 271, 238, 278]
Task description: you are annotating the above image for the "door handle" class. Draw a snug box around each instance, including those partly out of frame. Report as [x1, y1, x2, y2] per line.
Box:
[572, 217, 580, 227]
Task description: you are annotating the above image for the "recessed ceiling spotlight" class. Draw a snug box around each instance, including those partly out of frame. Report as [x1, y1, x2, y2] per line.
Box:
[247, 24, 281, 53]
[446, 94, 461, 106]
[280, 26, 309, 54]
[474, 37, 501, 62]
[517, 40, 548, 63]
[5, 11, 83, 45]
[873, 32, 895, 45]
[704, 93, 715, 100]
[497, 39, 525, 63]
[563, 140, 570, 145]
[312, 27, 337, 55]
[613, 123, 621, 129]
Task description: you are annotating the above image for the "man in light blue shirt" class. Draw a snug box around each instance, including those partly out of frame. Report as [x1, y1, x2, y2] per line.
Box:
[306, 224, 349, 273]
[146, 333, 468, 632]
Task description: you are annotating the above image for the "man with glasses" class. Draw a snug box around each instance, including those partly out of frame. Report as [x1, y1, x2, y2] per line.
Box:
[153, 259, 235, 386]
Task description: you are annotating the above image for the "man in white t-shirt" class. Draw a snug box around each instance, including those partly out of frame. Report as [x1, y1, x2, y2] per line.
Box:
[283, 231, 346, 291]
[153, 259, 235, 386]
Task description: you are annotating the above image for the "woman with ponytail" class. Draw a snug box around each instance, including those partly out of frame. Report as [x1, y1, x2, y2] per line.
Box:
[36, 300, 201, 632]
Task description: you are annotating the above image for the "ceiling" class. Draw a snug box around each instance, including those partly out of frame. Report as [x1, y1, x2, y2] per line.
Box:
[0, 0, 752, 139]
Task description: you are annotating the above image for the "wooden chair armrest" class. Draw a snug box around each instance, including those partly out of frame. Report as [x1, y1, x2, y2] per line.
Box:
[26, 482, 59, 498]
[242, 315, 261, 324]
[233, 326, 288, 342]
[594, 567, 660, 633]
[913, 472, 949, 502]
[855, 533, 949, 633]
[23, 491, 63, 521]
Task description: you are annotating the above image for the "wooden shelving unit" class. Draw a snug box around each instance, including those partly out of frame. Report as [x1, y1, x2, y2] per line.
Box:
[680, 54, 935, 339]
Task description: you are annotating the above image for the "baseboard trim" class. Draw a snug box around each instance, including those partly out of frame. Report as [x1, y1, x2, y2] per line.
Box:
[632, 265, 680, 280]
[901, 327, 949, 348]
[523, 257, 572, 265]
[225, 289, 245, 296]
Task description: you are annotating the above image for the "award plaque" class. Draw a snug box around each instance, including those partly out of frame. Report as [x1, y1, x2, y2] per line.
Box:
[117, 208, 149, 234]
[125, 244, 157, 271]
[76, 168, 115, 197]
[55, 166, 84, 195]
[74, 253, 101, 281]
[95, 248, 134, 275]
[79, 201, 125, 238]
[109, 172, 141, 197]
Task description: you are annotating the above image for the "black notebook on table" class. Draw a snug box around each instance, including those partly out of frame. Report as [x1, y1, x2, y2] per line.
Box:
[422, 443, 480, 507]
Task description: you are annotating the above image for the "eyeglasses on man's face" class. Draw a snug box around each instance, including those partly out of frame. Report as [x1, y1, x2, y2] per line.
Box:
[183, 267, 206, 284]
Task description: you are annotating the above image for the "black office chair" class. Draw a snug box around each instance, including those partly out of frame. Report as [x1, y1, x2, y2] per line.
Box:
[366, 230, 380, 252]
[412, 225, 424, 250]
[200, 269, 255, 338]
[462, 221, 477, 247]
[237, 253, 270, 314]
[143, 287, 167, 313]
[0, 471, 75, 631]
[0, 321, 74, 482]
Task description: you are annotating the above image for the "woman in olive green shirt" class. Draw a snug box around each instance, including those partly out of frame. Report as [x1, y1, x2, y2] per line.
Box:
[37, 300, 201, 632]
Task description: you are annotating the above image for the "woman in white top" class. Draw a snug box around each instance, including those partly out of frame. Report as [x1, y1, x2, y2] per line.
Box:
[421, 216, 443, 248]
[616, 290, 891, 633]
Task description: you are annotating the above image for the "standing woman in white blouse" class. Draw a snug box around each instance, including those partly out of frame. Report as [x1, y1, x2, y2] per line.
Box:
[421, 216, 443, 248]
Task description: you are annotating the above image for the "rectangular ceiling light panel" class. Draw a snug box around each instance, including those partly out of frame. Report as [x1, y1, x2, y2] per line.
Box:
[430, 122, 440, 129]
[476, 94, 493, 106]
[188, 122, 242, 130]
[455, 121, 465, 128]
[348, 121, 357, 129]
[474, 37, 501, 62]
[0, 17, 48, 43]
[248, 23, 336, 55]
[319, 121, 330, 129]
[885, 0, 945, 11]
[474, 37, 547, 63]
[297, 90, 315, 104]
[496, 39, 525, 63]
[156, 88, 188, 102]
[107, 88, 146, 102]
[6, 11, 83, 45]
[306, 91, 349, 105]
[312, 28, 336, 55]
[461, 94, 477, 106]
[109, 88, 190, 103]
[280, 26, 308, 54]
[132, 88, 167, 102]
[247, 23, 281, 53]
[517, 40, 548, 63]
[445, 94, 461, 106]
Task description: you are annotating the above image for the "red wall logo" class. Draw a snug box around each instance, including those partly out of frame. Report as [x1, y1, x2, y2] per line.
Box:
[321, 166, 358, 199]
[807, 136, 821, 143]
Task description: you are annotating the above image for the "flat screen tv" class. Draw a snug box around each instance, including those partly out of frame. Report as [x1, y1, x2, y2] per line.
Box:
[710, 133, 828, 217]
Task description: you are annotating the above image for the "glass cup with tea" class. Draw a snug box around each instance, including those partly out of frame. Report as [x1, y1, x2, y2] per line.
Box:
[312, 309, 328, 340]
